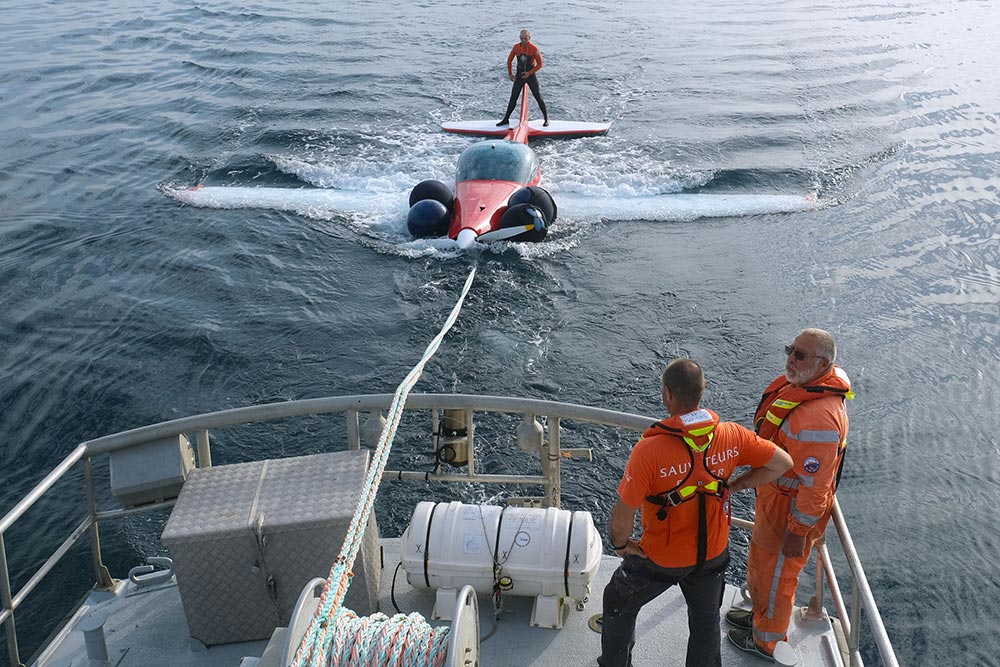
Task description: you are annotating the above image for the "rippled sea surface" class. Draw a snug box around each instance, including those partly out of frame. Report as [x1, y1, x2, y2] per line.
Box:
[1, 0, 998, 664]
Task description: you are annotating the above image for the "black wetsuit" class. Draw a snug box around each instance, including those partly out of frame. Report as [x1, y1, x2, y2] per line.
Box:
[501, 44, 548, 122]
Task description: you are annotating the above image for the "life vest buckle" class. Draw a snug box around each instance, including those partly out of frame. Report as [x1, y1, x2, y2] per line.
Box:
[646, 487, 696, 521]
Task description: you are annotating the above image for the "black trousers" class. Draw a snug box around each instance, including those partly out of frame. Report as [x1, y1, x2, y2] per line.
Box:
[503, 74, 547, 120]
[598, 551, 730, 667]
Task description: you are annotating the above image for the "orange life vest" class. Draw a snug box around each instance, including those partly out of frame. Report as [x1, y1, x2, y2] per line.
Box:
[753, 366, 853, 489]
[644, 408, 730, 568]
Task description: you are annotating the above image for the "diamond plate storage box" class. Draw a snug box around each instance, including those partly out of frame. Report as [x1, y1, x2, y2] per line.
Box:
[161, 450, 380, 645]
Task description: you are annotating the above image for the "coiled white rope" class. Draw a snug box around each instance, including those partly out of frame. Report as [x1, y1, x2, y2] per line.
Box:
[291, 266, 477, 667]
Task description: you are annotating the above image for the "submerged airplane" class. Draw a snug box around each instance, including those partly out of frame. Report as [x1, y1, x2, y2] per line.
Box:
[165, 86, 818, 245]
[404, 85, 611, 248]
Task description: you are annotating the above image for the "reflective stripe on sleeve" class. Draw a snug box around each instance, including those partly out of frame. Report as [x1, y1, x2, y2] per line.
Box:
[780, 420, 841, 443]
[777, 477, 799, 490]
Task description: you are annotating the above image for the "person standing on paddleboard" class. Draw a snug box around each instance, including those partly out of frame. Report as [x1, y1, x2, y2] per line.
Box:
[497, 29, 549, 127]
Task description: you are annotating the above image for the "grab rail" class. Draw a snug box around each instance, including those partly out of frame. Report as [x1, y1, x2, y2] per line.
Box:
[830, 499, 900, 667]
[0, 393, 897, 667]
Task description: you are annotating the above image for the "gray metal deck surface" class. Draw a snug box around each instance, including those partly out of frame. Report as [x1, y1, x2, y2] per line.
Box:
[32, 538, 846, 667]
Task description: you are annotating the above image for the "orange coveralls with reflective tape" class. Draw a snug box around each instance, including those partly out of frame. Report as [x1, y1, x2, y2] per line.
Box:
[746, 367, 851, 653]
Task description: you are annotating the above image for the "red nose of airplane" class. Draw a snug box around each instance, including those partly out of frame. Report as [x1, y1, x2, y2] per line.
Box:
[449, 180, 525, 242]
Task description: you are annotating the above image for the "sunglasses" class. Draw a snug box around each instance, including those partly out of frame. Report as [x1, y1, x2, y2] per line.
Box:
[784, 345, 817, 361]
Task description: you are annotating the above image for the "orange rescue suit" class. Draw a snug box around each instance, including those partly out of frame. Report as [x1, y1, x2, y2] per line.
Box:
[618, 409, 777, 569]
[746, 366, 852, 653]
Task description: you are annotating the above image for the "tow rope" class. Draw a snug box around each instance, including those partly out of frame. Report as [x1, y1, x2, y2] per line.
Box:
[291, 266, 477, 667]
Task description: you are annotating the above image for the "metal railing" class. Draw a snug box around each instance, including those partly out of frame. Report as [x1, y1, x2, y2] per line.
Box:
[0, 393, 897, 667]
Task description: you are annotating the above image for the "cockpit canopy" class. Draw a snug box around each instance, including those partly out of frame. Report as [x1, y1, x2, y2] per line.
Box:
[455, 140, 538, 184]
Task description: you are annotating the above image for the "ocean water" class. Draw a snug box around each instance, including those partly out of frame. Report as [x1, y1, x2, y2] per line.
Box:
[1, 0, 998, 664]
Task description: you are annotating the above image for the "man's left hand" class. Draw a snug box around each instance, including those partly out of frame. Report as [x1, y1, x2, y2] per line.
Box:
[615, 539, 647, 559]
[781, 530, 807, 558]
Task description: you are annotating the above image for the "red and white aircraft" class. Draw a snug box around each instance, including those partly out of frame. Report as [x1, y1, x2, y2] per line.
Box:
[405, 84, 610, 248]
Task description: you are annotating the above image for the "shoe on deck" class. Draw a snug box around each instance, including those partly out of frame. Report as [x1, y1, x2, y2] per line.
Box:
[727, 627, 774, 663]
[725, 608, 753, 630]
[543, 119, 550, 126]
[496, 119, 509, 126]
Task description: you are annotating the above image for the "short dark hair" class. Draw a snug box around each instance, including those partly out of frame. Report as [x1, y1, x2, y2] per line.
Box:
[662, 358, 705, 408]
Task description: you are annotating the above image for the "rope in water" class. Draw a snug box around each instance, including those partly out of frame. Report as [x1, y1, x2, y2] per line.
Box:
[291, 266, 478, 667]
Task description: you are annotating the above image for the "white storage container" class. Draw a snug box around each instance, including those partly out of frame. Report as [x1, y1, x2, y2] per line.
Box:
[401, 501, 602, 629]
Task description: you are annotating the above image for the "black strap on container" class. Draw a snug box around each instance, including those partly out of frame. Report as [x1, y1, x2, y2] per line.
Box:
[423, 502, 441, 588]
[493, 505, 509, 566]
[563, 511, 575, 598]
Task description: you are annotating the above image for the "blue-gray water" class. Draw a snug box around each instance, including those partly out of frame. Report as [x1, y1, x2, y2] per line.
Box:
[2, 0, 998, 664]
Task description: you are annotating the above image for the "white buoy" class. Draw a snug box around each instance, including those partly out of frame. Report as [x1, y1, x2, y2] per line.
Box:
[456, 228, 477, 249]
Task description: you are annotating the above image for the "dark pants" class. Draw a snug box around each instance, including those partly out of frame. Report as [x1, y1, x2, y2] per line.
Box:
[598, 551, 730, 667]
[503, 74, 547, 120]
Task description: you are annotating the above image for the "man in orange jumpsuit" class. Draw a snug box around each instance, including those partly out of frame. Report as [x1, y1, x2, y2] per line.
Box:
[599, 359, 793, 667]
[497, 29, 549, 127]
[727, 328, 853, 661]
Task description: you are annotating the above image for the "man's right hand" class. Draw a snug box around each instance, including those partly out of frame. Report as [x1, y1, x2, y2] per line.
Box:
[508, 73, 515, 81]
[781, 530, 807, 558]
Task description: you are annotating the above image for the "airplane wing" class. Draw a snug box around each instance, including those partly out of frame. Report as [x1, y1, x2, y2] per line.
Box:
[164, 185, 816, 222]
[162, 185, 401, 217]
[442, 120, 611, 138]
[556, 192, 818, 221]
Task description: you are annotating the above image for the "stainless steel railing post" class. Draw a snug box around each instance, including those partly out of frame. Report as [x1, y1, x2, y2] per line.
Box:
[0, 533, 21, 667]
[465, 410, 476, 479]
[545, 417, 561, 508]
[806, 541, 826, 619]
[83, 457, 114, 590]
[850, 582, 862, 666]
[347, 411, 361, 450]
[196, 429, 212, 467]
[819, 542, 852, 639]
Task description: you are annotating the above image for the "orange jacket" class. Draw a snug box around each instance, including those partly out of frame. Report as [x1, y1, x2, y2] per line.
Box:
[618, 409, 778, 568]
[506, 42, 543, 78]
[753, 367, 852, 536]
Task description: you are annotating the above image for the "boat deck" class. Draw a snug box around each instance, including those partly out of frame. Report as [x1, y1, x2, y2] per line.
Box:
[33, 539, 847, 667]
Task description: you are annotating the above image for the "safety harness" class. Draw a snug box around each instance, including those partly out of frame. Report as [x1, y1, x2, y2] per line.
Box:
[643, 409, 730, 570]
